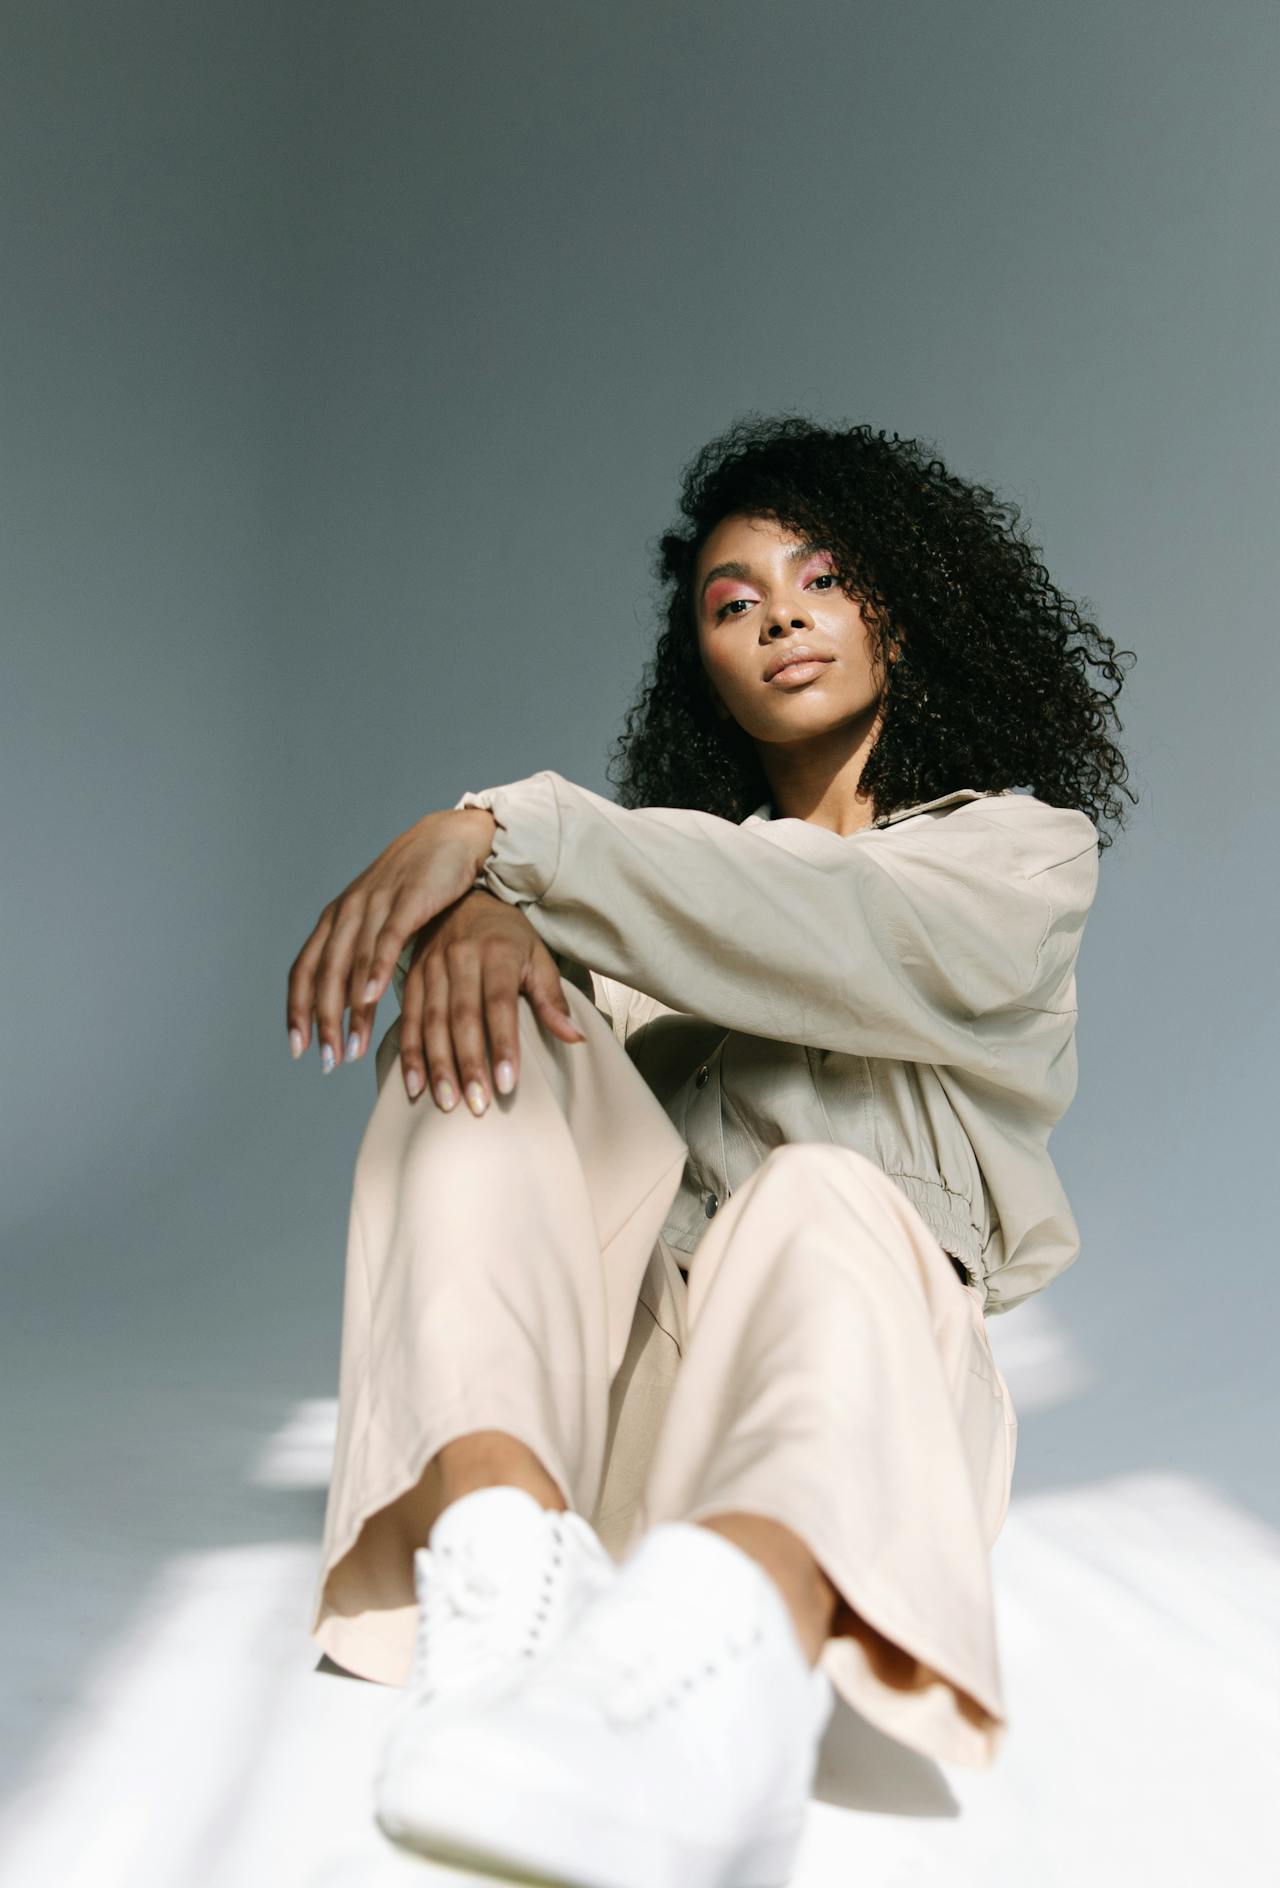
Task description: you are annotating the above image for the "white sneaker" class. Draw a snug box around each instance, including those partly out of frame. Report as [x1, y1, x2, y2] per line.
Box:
[374, 1485, 617, 1828]
[373, 1517, 836, 1888]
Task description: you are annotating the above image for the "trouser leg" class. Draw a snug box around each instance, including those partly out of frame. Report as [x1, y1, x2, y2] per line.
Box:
[310, 980, 687, 1686]
[634, 1142, 1018, 1769]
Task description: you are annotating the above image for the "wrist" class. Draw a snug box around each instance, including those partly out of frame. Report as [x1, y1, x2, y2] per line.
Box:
[456, 804, 499, 869]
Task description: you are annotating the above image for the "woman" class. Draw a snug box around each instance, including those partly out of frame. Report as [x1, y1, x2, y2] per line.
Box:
[287, 414, 1135, 1886]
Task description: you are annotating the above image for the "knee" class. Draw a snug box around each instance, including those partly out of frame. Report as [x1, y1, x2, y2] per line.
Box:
[750, 1143, 904, 1238]
[752, 1144, 946, 1292]
[757, 1142, 883, 1190]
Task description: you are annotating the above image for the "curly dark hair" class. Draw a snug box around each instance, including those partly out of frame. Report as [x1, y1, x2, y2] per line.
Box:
[605, 413, 1138, 855]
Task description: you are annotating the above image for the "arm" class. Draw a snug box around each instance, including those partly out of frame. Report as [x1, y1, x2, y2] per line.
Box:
[385, 805, 612, 1027]
[446, 769, 1099, 1076]
[389, 815, 495, 1009]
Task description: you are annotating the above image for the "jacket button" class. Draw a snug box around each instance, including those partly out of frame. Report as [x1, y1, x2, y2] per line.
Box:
[704, 1191, 719, 1217]
[695, 1064, 709, 1088]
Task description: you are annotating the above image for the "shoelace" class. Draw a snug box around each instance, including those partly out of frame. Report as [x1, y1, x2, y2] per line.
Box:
[404, 1514, 571, 1705]
[522, 1576, 767, 1728]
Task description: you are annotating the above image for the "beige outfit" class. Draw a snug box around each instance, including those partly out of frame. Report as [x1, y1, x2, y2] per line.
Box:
[310, 776, 1100, 1769]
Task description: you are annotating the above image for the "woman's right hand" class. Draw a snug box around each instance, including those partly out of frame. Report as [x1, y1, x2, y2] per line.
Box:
[399, 889, 587, 1113]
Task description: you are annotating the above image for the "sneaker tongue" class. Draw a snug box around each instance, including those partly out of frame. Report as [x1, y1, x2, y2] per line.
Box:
[427, 1485, 553, 1559]
[621, 1522, 811, 1668]
[628, 1520, 775, 1613]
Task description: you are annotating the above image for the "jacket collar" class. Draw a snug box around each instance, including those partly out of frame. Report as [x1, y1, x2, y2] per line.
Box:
[745, 786, 1004, 828]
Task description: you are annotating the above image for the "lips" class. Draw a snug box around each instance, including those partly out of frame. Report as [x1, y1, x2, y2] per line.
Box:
[764, 652, 834, 682]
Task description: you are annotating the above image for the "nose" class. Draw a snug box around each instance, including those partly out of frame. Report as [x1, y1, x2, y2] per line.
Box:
[761, 598, 813, 640]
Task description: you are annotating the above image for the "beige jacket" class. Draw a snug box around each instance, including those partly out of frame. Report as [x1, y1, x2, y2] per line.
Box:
[391, 772, 1100, 1317]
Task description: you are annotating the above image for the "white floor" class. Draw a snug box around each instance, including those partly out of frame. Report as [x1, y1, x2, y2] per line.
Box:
[3, 1312, 1278, 1888]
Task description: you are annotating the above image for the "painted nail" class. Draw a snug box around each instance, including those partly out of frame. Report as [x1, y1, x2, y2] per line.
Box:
[494, 1059, 515, 1095]
[289, 1028, 303, 1060]
[362, 977, 379, 1003]
[465, 1080, 487, 1116]
[346, 1030, 360, 1059]
[405, 1069, 423, 1098]
[435, 1080, 457, 1110]
[321, 1043, 335, 1073]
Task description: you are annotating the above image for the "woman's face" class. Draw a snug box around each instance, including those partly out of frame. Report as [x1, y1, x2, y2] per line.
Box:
[693, 512, 889, 751]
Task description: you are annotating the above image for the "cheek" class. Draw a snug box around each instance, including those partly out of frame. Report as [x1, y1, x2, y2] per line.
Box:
[697, 633, 736, 686]
[703, 648, 752, 704]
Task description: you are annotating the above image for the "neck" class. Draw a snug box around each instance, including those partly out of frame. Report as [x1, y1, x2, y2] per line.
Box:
[758, 713, 883, 834]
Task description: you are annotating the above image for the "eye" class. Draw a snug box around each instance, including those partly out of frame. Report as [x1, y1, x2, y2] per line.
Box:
[713, 568, 839, 620]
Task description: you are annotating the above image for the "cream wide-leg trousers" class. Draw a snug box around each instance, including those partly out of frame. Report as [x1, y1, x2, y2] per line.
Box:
[310, 978, 1018, 1768]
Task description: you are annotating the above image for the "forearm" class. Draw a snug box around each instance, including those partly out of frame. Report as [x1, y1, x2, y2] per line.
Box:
[454, 769, 1071, 1070]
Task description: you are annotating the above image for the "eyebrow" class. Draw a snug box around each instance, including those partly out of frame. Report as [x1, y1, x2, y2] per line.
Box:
[698, 539, 832, 602]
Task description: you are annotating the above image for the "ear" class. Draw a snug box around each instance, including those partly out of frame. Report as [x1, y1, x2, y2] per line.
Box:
[874, 636, 901, 687]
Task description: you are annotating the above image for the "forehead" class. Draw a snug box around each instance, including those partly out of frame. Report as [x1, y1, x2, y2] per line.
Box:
[696, 515, 833, 596]
[697, 513, 809, 563]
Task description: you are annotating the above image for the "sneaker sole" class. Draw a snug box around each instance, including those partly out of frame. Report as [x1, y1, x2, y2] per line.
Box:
[375, 1751, 807, 1888]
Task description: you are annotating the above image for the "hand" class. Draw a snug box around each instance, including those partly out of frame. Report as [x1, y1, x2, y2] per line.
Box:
[287, 806, 498, 1072]
[400, 888, 587, 1111]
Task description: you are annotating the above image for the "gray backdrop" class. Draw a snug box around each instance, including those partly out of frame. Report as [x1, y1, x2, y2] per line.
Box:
[4, 0, 1276, 1792]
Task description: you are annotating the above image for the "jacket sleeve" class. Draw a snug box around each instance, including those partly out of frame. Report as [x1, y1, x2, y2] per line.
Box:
[429, 769, 1098, 1075]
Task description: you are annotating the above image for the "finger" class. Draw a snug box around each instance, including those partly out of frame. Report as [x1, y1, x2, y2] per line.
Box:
[482, 960, 524, 1097]
[344, 898, 395, 1064]
[399, 950, 431, 1103]
[313, 899, 366, 1072]
[286, 906, 336, 1060]
[419, 951, 463, 1112]
[539, 1005, 589, 1042]
[352, 890, 416, 1016]
[358, 895, 421, 1011]
[344, 998, 375, 1068]
[445, 940, 493, 1115]
[526, 965, 589, 1044]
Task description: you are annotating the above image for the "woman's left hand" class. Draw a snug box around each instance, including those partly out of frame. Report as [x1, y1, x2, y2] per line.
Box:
[286, 806, 498, 1072]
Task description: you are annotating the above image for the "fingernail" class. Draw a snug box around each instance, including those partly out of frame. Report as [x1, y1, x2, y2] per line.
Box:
[435, 1079, 457, 1110]
[405, 1069, 422, 1098]
[321, 1043, 335, 1073]
[362, 978, 379, 1004]
[465, 1080, 487, 1116]
[495, 1059, 514, 1095]
[289, 1028, 303, 1060]
[346, 1031, 360, 1059]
